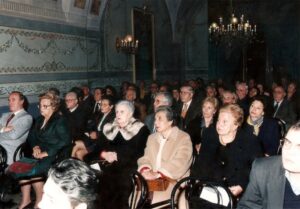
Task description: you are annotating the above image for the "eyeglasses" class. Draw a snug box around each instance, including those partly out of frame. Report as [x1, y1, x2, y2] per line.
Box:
[180, 91, 191, 95]
[38, 104, 52, 109]
[65, 99, 77, 102]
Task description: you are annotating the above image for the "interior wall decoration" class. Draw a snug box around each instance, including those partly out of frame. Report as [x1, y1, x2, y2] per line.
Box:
[74, 0, 86, 9]
[90, 0, 101, 15]
[132, 7, 155, 82]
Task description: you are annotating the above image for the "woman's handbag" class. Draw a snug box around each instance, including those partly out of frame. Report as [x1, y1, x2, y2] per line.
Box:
[146, 178, 170, 191]
[7, 157, 38, 178]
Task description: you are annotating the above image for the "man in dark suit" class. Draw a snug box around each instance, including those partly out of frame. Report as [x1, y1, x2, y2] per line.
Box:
[177, 85, 200, 130]
[272, 85, 296, 130]
[144, 92, 173, 133]
[64, 91, 89, 142]
[238, 121, 300, 209]
[0, 91, 33, 165]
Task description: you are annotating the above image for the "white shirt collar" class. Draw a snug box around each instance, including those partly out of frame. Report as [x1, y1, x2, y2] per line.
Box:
[69, 105, 78, 113]
[13, 109, 24, 115]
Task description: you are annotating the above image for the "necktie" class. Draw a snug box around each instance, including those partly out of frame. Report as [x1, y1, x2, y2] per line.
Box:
[181, 103, 188, 118]
[6, 113, 15, 126]
[94, 103, 100, 113]
[273, 102, 279, 117]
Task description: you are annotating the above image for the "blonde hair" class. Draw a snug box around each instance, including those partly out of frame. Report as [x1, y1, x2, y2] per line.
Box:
[202, 96, 219, 110]
[39, 92, 60, 112]
[219, 104, 244, 127]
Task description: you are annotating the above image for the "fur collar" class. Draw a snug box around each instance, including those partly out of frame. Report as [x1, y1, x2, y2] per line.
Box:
[103, 117, 144, 141]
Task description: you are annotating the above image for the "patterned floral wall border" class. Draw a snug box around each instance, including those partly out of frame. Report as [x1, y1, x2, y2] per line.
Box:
[0, 25, 99, 74]
[0, 79, 88, 98]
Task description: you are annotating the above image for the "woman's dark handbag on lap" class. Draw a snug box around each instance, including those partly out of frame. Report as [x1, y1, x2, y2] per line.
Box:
[7, 157, 38, 178]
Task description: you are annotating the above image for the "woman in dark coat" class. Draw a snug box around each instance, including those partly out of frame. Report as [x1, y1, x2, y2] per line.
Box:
[186, 97, 219, 154]
[192, 104, 263, 199]
[244, 96, 281, 156]
[87, 100, 149, 209]
[18, 92, 71, 209]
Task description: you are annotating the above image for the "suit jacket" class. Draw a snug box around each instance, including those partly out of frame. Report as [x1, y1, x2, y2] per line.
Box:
[272, 99, 296, 130]
[144, 113, 155, 133]
[238, 156, 285, 209]
[177, 99, 201, 130]
[0, 109, 33, 165]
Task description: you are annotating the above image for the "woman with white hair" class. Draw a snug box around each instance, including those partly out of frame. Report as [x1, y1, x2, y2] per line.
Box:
[85, 100, 150, 209]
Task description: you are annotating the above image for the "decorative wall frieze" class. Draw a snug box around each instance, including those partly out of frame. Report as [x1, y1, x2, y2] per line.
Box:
[0, 79, 88, 98]
[0, 25, 99, 74]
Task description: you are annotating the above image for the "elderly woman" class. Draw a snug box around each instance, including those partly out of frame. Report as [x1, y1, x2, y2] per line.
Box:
[18, 92, 71, 209]
[244, 96, 281, 156]
[186, 97, 219, 153]
[138, 106, 193, 208]
[86, 100, 149, 209]
[72, 95, 115, 160]
[194, 104, 263, 198]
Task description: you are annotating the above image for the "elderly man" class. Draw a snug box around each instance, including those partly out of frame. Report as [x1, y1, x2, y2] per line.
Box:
[236, 82, 250, 117]
[144, 92, 173, 133]
[272, 85, 296, 130]
[238, 121, 300, 209]
[176, 85, 200, 130]
[0, 91, 33, 165]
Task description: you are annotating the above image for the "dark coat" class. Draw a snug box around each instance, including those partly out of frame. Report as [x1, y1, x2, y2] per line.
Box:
[27, 113, 71, 175]
[272, 99, 296, 130]
[238, 156, 286, 209]
[64, 105, 89, 141]
[192, 127, 263, 190]
[243, 117, 281, 156]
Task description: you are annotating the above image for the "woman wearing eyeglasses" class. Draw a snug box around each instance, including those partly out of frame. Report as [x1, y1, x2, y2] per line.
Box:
[18, 92, 71, 209]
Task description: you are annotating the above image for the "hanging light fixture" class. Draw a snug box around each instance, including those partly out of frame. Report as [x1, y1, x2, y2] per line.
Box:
[208, 0, 256, 45]
[115, 35, 139, 54]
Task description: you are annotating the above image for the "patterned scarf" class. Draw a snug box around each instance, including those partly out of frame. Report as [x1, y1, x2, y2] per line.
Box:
[247, 116, 264, 136]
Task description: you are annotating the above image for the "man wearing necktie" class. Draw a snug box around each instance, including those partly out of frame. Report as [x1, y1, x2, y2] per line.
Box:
[177, 85, 201, 130]
[0, 91, 33, 165]
[272, 86, 296, 130]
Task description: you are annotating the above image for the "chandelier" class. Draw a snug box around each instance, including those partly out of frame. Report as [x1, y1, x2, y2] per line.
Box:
[115, 35, 139, 54]
[208, 1, 256, 46]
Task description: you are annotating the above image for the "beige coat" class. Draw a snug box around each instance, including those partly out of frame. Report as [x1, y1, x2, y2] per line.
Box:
[137, 126, 193, 208]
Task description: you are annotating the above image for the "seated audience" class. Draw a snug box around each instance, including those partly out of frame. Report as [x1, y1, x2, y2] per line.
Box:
[238, 121, 300, 209]
[85, 100, 149, 209]
[18, 92, 71, 209]
[0, 91, 33, 165]
[186, 97, 218, 153]
[38, 158, 98, 209]
[138, 106, 193, 208]
[72, 95, 115, 160]
[192, 104, 263, 199]
[244, 97, 281, 156]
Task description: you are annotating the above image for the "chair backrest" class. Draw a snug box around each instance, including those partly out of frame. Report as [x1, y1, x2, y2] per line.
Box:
[171, 177, 233, 209]
[275, 118, 287, 138]
[0, 145, 7, 174]
[129, 171, 149, 209]
[13, 142, 31, 162]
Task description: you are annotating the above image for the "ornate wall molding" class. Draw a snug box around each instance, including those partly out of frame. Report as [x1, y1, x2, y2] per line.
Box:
[0, 25, 99, 74]
[0, 79, 88, 98]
